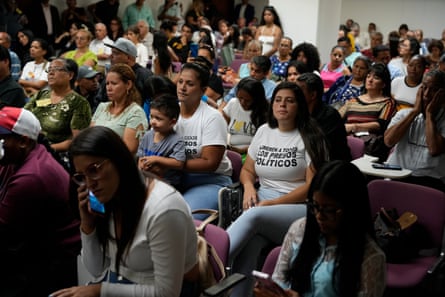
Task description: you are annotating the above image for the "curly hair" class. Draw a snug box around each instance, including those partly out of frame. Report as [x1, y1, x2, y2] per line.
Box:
[291, 42, 321, 73]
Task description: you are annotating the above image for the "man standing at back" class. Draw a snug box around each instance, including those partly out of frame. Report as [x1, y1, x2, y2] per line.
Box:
[234, 0, 255, 25]
[122, 0, 155, 30]
[25, 0, 61, 48]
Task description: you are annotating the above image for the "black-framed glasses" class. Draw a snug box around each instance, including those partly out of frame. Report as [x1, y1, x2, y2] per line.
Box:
[306, 200, 341, 219]
[72, 159, 108, 186]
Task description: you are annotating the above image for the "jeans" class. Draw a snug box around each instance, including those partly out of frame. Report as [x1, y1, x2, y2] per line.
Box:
[182, 173, 232, 220]
[227, 204, 307, 297]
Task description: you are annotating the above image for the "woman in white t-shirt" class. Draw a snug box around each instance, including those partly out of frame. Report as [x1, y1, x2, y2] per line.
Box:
[175, 62, 233, 218]
[227, 81, 329, 297]
[222, 77, 269, 162]
[18, 38, 49, 96]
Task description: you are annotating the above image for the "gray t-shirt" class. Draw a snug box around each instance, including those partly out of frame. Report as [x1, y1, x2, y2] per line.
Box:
[137, 129, 185, 186]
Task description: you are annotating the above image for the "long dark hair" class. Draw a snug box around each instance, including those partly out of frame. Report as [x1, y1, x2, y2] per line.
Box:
[259, 6, 282, 30]
[69, 126, 147, 274]
[288, 161, 374, 296]
[236, 77, 268, 129]
[267, 81, 329, 170]
[153, 30, 172, 75]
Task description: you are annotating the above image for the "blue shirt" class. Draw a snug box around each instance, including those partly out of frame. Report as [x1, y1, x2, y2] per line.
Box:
[224, 78, 276, 102]
[122, 3, 155, 29]
[9, 50, 21, 81]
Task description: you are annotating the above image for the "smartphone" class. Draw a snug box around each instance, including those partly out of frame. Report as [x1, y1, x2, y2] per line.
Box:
[252, 270, 287, 297]
[190, 43, 198, 57]
[372, 163, 402, 170]
[89, 191, 105, 215]
[203, 273, 246, 296]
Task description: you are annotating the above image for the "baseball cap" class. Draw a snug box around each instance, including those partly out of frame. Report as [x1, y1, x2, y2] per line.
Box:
[105, 38, 137, 58]
[77, 66, 98, 80]
[0, 107, 41, 141]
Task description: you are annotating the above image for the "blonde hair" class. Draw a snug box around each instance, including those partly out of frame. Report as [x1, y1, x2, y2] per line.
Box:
[243, 39, 262, 59]
[77, 28, 93, 42]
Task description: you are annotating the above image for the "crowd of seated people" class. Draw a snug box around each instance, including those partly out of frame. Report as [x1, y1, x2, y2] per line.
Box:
[1, 1, 445, 296]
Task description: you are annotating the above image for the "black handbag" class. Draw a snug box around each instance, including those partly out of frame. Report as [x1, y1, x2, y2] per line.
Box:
[218, 182, 243, 229]
[374, 207, 421, 263]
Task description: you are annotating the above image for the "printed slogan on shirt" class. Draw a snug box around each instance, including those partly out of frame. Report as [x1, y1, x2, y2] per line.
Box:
[256, 145, 298, 167]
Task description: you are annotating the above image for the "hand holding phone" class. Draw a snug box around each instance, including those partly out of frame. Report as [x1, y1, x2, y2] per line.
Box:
[89, 191, 105, 215]
[252, 270, 287, 297]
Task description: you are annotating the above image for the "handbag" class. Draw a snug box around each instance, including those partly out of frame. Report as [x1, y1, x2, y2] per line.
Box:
[192, 209, 226, 291]
[374, 207, 421, 263]
[358, 133, 390, 162]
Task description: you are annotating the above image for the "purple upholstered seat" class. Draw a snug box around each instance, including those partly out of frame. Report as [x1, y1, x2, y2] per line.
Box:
[347, 136, 365, 160]
[368, 180, 445, 289]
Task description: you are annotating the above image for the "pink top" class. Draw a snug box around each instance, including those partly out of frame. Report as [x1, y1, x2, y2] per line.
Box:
[320, 63, 346, 89]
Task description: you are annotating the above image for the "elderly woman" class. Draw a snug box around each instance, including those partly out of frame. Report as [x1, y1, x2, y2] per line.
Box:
[25, 58, 92, 152]
[91, 63, 148, 154]
[62, 28, 98, 69]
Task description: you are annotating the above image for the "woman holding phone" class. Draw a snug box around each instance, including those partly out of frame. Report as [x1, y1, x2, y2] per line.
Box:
[51, 126, 199, 297]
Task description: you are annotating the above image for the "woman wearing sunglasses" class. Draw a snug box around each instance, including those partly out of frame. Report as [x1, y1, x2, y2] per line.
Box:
[255, 161, 386, 297]
[51, 126, 199, 297]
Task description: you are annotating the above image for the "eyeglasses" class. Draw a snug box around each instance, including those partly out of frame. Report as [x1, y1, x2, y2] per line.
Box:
[306, 200, 341, 219]
[72, 159, 108, 186]
[46, 66, 68, 73]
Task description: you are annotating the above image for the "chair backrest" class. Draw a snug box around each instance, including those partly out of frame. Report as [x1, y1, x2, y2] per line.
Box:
[368, 180, 445, 247]
[230, 59, 248, 73]
[226, 150, 243, 183]
[347, 136, 365, 160]
[194, 220, 229, 281]
[261, 246, 281, 276]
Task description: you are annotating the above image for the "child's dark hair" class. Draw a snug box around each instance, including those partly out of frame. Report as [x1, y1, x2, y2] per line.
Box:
[236, 77, 269, 128]
[251, 55, 272, 73]
[150, 94, 180, 120]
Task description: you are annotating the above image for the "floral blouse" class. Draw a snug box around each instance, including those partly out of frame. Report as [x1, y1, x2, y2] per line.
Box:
[273, 218, 386, 297]
[25, 89, 92, 144]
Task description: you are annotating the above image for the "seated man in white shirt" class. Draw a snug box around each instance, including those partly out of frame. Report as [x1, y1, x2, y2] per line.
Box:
[89, 23, 113, 75]
[384, 69, 445, 192]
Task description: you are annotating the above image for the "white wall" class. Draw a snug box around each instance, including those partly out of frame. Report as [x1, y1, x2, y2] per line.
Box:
[340, 0, 445, 41]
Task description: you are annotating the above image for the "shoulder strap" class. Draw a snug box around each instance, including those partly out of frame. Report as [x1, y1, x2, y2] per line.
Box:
[193, 209, 219, 234]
